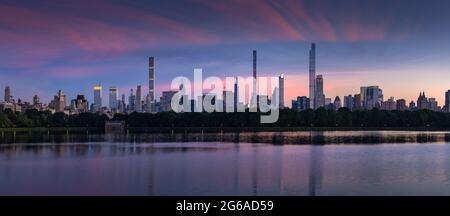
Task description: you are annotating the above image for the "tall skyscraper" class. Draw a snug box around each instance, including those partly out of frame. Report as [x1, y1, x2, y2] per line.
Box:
[128, 88, 135, 112]
[136, 85, 142, 112]
[148, 57, 155, 112]
[93, 85, 102, 112]
[445, 90, 450, 112]
[109, 86, 118, 111]
[309, 43, 316, 109]
[234, 77, 238, 112]
[314, 75, 324, 108]
[279, 74, 285, 109]
[251, 50, 257, 108]
[4, 86, 11, 103]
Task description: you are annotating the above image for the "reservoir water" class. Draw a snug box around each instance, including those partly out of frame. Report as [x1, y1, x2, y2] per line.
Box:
[1, 130, 450, 195]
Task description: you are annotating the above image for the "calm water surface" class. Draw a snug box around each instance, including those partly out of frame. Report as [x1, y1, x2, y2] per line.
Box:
[1, 131, 450, 195]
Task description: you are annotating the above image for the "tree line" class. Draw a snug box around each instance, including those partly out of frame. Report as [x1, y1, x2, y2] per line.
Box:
[1, 108, 449, 129]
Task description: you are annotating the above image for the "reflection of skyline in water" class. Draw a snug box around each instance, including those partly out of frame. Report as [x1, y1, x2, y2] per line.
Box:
[1, 130, 450, 145]
[1, 132, 450, 195]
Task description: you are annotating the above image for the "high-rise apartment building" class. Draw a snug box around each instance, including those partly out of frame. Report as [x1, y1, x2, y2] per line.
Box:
[445, 90, 450, 112]
[4, 86, 11, 103]
[314, 75, 325, 108]
[136, 85, 142, 112]
[309, 43, 316, 109]
[148, 57, 155, 112]
[279, 74, 285, 109]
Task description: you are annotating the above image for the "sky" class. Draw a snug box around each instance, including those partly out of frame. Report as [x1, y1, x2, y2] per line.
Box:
[0, 0, 450, 106]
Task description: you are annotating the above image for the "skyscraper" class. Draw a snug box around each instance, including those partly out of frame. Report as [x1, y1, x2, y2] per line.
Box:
[314, 75, 324, 109]
[417, 92, 428, 110]
[279, 74, 285, 109]
[234, 77, 238, 112]
[396, 99, 407, 111]
[4, 86, 11, 103]
[93, 85, 102, 112]
[109, 86, 118, 111]
[251, 50, 257, 108]
[136, 85, 142, 112]
[333, 96, 342, 111]
[128, 88, 135, 112]
[309, 43, 316, 109]
[344, 95, 354, 111]
[445, 90, 450, 112]
[148, 57, 155, 112]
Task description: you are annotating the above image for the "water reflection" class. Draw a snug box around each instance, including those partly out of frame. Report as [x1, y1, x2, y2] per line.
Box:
[1, 130, 450, 145]
[1, 131, 450, 195]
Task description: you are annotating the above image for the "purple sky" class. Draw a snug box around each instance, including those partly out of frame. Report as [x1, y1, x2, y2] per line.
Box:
[1, 0, 450, 106]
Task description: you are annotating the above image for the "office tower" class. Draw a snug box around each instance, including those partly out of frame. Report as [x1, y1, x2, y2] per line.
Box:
[93, 85, 102, 112]
[314, 75, 325, 108]
[361, 86, 383, 110]
[4, 86, 11, 103]
[223, 90, 233, 112]
[128, 89, 135, 112]
[149, 57, 155, 112]
[50, 90, 67, 113]
[333, 96, 342, 111]
[251, 50, 257, 108]
[396, 99, 407, 111]
[136, 85, 142, 112]
[279, 74, 285, 109]
[344, 95, 354, 111]
[118, 94, 126, 113]
[234, 77, 238, 112]
[382, 97, 396, 111]
[109, 86, 118, 111]
[309, 43, 316, 109]
[445, 90, 450, 112]
[353, 94, 362, 110]
[417, 92, 428, 110]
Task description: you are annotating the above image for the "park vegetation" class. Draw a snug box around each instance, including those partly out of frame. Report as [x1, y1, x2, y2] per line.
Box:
[0, 108, 449, 129]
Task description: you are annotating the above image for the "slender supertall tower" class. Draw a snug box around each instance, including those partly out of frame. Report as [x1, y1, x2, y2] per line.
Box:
[309, 43, 316, 109]
[251, 50, 257, 108]
[149, 57, 155, 112]
[279, 74, 285, 109]
[234, 77, 238, 112]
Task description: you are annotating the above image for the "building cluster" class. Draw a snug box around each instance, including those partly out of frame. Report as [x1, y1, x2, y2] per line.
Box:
[0, 43, 449, 115]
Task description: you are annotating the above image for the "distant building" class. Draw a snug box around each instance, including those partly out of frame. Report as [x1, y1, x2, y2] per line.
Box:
[427, 97, 439, 112]
[417, 92, 428, 110]
[136, 85, 142, 112]
[279, 74, 285, 109]
[445, 90, 450, 112]
[4, 86, 11, 103]
[128, 88, 135, 112]
[396, 99, 407, 111]
[160, 91, 177, 112]
[344, 95, 354, 111]
[70, 95, 89, 114]
[109, 86, 118, 112]
[292, 96, 309, 112]
[409, 101, 417, 111]
[381, 97, 396, 111]
[148, 57, 156, 112]
[353, 94, 362, 110]
[314, 75, 325, 109]
[309, 43, 316, 109]
[93, 85, 102, 112]
[50, 90, 67, 113]
[325, 97, 332, 106]
[361, 86, 383, 110]
[333, 96, 341, 111]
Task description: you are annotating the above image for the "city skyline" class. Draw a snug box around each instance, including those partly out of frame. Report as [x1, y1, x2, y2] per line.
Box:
[1, 0, 450, 105]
